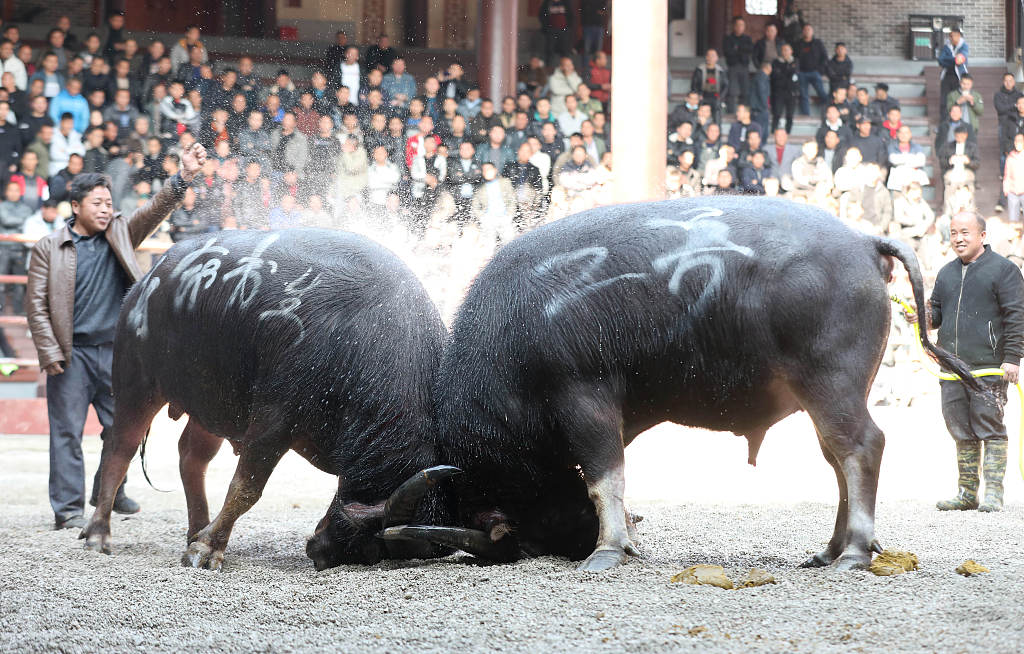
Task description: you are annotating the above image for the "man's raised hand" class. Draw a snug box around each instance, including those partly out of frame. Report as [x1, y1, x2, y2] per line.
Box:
[181, 143, 207, 182]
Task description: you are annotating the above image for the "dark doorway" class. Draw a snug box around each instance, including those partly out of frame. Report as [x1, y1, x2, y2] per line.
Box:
[404, 0, 428, 47]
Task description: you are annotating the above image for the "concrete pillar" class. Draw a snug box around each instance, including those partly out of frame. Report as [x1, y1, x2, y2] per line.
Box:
[477, 0, 518, 101]
[611, 0, 667, 203]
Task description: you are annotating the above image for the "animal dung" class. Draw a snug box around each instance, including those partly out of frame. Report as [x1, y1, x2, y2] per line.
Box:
[671, 564, 735, 589]
[738, 568, 777, 588]
[956, 560, 989, 576]
[868, 550, 920, 576]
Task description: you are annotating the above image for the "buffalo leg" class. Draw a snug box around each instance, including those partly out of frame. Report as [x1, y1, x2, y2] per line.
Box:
[182, 428, 290, 571]
[801, 428, 849, 567]
[80, 390, 164, 554]
[802, 394, 885, 571]
[177, 419, 224, 541]
[557, 388, 639, 572]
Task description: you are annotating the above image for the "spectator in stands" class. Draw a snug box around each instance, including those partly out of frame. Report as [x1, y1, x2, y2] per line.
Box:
[770, 43, 799, 133]
[891, 182, 934, 242]
[557, 94, 587, 141]
[232, 159, 269, 229]
[360, 69, 385, 106]
[794, 24, 827, 115]
[42, 28, 69, 73]
[702, 143, 738, 190]
[49, 77, 89, 134]
[859, 163, 893, 232]
[527, 135, 552, 196]
[0, 178, 31, 313]
[727, 103, 762, 150]
[549, 57, 583, 116]
[740, 151, 772, 195]
[8, 149, 47, 211]
[99, 11, 126, 63]
[323, 30, 349, 86]
[366, 144, 402, 218]
[1001, 96, 1024, 155]
[532, 96, 557, 128]
[880, 106, 904, 144]
[237, 110, 270, 165]
[22, 199, 63, 253]
[270, 111, 309, 182]
[142, 56, 173, 104]
[519, 55, 549, 100]
[713, 168, 736, 194]
[365, 34, 397, 73]
[174, 43, 206, 92]
[444, 114, 469, 151]
[674, 150, 702, 197]
[816, 104, 851, 146]
[469, 98, 502, 145]
[382, 57, 416, 110]
[539, 0, 574, 64]
[447, 140, 483, 226]
[868, 83, 899, 130]
[82, 126, 109, 173]
[158, 80, 196, 141]
[475, 124, 513, 172]
[237, 56, 261, 108]
[306, 114, 340, 195]
[886, 124, 928, 193]
[935, 103, 975, 150]
[723, 16, 754, 113]
[505, 110, 532, 154]
[293, 91, 320, 137]
[457, 86, 483, 120]
[30, 52, 65, 100]
[580, 119, 606, 163]
[26, 122, 52, 178]
[269, 191, 302, 229]
[938, 125, 979, 215]
[767, 126, 800, 180]
[826, 42, 852, 94]
[409, 136, 446, 227]
[790, 140, 832, 202]
[439, 62, 468, 102]
[539, 121, 564, 164]
[587, 51, 611, 106]
[1004, 132, 1024, 223]
[576, 82, 602, 119]
[339, 47, 363, 105]
[474, 160, 517, 245]
[819, 129, 846, 173]
[946, 74, 983, 135]
[168, 186, 203, 241]
[848, 115, 887, 167]
[110, 58, 139, 107]
[334, 135, 368, 218]
[504, 142, 543, 227]
[697, 122, 722, 175]
[0, 39, 26, 91]
[48, 153, 82, 205]
[753, 23, 782, 69]
[737, 129, 768, 170]
[750, 62, 772, 134]
[103, 88, 139, 141]
[50, 112, 83, 173]
[170, 25, 206, 71]
[19, 94, 50, 145]
[937, 27, 968, 116]
[691, 48, 727, 121]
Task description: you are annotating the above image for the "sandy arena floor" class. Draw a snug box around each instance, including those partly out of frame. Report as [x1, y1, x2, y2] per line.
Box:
[3, 372, 1024, 653]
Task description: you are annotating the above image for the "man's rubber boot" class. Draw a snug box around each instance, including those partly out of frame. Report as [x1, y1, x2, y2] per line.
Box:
[979, 439, 1008, 513]
[936, 440, 981, 510]
[89, 468, 141, 515]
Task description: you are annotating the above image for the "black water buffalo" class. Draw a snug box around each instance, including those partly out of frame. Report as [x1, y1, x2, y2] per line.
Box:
[80, 228, 449, 570]
[383, 196, 979, 572]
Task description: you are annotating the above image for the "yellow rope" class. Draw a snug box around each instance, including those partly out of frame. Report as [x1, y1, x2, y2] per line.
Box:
[890, 294, 1024, 480]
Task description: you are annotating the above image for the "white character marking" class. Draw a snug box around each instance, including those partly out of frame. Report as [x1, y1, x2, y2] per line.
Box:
[126, 275, 161, 339]
[170, 238, 229, 311]
[256, 267, 323, 343]
[221, 233, 281, 308]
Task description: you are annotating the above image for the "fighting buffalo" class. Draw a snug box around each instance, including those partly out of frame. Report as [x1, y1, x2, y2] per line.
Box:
[80, 228, 449, 570]
[381, 196, 980, 571]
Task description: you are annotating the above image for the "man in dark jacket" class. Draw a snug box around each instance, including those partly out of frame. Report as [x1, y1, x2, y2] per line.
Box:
[722, 16, 754, 113]
[937, 125, 980, 206]
[847, 115, 887, 167]
[26, 142, 207, 530]
[912, 212, 1024, 513]
[994, 72, 1022, 193]
[753, 23, 784, 69]
[691, 49, 728, 122]
[794, 24, 828, 115]
[825, 42, 852, 94]
[999, 95, 1024, 156]
[770, 44, 799, 133]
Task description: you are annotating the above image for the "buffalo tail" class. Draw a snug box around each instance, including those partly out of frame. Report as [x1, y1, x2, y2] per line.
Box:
[873, 237, 986, 394]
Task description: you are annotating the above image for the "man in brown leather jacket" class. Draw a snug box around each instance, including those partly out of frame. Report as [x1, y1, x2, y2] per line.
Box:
[26, 142, 206, 530]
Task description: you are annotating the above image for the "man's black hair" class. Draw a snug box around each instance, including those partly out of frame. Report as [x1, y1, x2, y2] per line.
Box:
[60, 111, 74, 121]
[42, 198, 58, 208]
[954, 125, 969, 135]
[69, 172, 112, 205]
[960, 73, 972, 81]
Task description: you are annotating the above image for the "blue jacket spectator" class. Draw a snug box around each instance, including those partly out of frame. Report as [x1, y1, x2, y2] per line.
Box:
[48, 81, 90, 133]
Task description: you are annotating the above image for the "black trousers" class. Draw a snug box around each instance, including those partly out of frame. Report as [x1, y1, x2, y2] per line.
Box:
[0, 243, 26, 314]
[771, 96, 796, 133]
[47, 343, 119, 522]
[726, 64, 749, 113]
[940, 377, 1009, 443]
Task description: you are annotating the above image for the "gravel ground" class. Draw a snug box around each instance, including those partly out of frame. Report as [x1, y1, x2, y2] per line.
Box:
[3, 379, 1024, 653]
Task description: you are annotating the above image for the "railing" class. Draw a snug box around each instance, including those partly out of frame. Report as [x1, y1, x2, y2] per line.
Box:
[0, 233, 173, 374]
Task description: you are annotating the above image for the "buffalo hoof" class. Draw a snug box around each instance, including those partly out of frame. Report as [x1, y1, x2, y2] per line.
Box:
[79, 521, 112, 555]
[182, 541, 225, 571]
[577, 542, 640, 572]
[831, 552, 871, 571]
[799, 551, 834, 568]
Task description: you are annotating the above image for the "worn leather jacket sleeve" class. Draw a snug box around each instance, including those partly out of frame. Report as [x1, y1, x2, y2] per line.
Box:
[127, 173, 189, 248]
[25, 241, 64, 369]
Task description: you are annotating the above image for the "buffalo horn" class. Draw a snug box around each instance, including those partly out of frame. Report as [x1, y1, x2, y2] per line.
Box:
[379, 525, 517, 561]
[382, 465, 461, 528]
